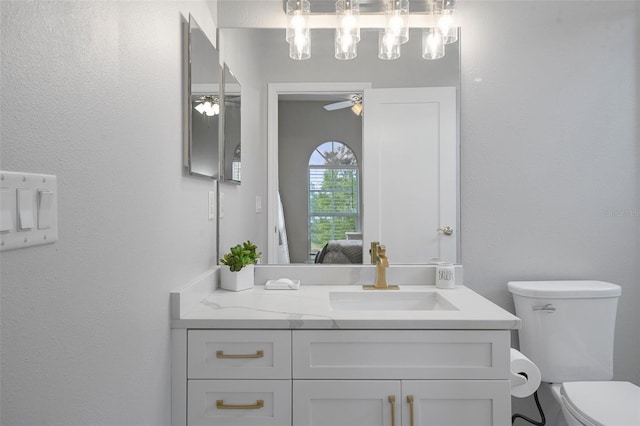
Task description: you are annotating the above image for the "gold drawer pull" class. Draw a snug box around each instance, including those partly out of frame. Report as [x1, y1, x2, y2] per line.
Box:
[216, 400, 264, 410]
[407, 395, 415, 426]
[216, 350, 264, 359]
[388, 395, 396, 426]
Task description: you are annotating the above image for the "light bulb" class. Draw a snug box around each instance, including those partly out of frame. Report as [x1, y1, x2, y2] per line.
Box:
[384, 0, 409, 44]
[422, 27, 445, 60]
[437, 11, 458, 44]
[336, 0, 360, 40]
[286, 0, 311, 59]
[290, 33, 310, 60]
[378, 30, 400, 60]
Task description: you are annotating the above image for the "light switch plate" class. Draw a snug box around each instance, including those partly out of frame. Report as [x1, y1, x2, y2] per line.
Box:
[0, 171, 58, 251]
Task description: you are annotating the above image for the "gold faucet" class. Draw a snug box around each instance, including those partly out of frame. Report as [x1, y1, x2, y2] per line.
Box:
[363, 245, 399, 290]
[369, 241, 380, 264]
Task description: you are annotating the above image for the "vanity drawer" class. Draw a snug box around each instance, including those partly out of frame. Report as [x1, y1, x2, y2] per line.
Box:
[187, 380, 291, 426]
[188, 330, 291, 379]
[293, 330, 509, 380]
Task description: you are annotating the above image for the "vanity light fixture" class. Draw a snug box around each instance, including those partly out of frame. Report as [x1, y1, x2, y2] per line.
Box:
[194, 96, 220, 116]
[284, 0, 458, 61]
[286, 0, 311, 60]
[335, 0, 360, 60]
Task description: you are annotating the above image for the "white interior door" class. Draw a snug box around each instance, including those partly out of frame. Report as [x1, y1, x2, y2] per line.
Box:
[362, 87, 457, 263]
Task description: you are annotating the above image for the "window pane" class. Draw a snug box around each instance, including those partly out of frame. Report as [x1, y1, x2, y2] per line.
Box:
[309, 215, 358, 252]
[308, 141, 360, 256]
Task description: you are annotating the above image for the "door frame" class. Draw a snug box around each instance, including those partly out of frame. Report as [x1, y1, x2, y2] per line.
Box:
[267, 82, 372, 264]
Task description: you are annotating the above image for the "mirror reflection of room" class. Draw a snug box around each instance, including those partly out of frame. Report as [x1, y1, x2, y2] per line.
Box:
[253, 27, 460, 265]
[278, 96, 363, 264]
[187, 15, 221, 179]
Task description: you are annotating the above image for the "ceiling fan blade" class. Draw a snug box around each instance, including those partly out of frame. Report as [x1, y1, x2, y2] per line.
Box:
[323, 100, 354, 111]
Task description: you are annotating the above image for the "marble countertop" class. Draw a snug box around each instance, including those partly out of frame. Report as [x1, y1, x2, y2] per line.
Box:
[171, 278, 521, 330]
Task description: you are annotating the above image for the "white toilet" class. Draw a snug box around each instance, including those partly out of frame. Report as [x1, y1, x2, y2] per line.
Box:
[508, 280, 640, 426]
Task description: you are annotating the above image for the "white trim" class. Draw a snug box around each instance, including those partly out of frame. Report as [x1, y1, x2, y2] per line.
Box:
[267, 82, 372, 264]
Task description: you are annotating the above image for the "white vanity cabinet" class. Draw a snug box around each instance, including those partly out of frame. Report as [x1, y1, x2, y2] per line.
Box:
[292, 330, 511, 426]
[174, 329, 512, 426]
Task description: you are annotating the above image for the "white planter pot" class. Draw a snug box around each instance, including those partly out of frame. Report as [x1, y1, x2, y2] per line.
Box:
[220, 264, 254, 292]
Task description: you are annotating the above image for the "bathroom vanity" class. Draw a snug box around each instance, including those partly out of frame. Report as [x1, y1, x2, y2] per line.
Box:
[171, 266, 520, 426]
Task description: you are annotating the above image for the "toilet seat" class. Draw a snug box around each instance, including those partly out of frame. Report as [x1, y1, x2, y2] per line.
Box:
[560, 381, 640, 426]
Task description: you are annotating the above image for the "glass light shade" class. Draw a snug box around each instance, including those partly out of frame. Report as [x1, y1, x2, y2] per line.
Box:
[204, 105, 216, 116]
[286, 0, 310, 43]
[351, 102, 363, 116]
[437, 11, 458, 44]
[422, 27, 445, 60]
[290, 33, 311, 60]
[194, 103, 206, 114]
[385, 0, 409, 44]
[335, 32, 357, 60]
[336, 0, 360, 42]
[378, 30, 400, 60]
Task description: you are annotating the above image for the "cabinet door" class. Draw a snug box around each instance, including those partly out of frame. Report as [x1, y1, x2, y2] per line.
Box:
[402, 380, 511, 426]
[293, 380, 401, 426]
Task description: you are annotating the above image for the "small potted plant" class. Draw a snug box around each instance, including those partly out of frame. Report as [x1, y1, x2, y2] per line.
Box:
[219, 240, 260, 291]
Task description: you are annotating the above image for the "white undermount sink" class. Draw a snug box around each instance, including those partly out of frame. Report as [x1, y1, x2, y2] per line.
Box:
[329, 290, 459, 311]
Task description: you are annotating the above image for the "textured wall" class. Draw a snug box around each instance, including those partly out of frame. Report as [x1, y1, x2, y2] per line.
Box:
[1, 2, 218, 425]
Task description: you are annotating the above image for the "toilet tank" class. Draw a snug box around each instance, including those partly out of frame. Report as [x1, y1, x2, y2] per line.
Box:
[508, 280, 621, 383]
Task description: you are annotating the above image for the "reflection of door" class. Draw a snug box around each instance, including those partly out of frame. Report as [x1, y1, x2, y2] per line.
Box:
[363, 87, 457, 263]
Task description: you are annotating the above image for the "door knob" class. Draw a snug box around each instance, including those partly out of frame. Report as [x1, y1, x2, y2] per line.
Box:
[437, 226, 453, 236]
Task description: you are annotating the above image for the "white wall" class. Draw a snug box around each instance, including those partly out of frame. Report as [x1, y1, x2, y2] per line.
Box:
[0, 1, 218, 425]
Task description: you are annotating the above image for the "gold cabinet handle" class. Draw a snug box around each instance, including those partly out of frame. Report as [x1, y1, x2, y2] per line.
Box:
[216, 400, 264, 410]
[388, 395, 396, 426]
[407, 395, 415, 426]
[216, 350, 264, 359]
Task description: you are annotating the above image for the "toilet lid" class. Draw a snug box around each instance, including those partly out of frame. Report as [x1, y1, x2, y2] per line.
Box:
[561, 381, 640, 426]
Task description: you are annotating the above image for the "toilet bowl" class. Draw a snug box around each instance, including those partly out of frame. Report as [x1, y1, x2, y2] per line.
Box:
[548, 382, 640, 426]
[508, 281, 640, 426]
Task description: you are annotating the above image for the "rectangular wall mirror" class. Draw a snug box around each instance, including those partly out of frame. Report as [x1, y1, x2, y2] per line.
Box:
[221, 63, 241, 184]
[185, 14, 221, 179]
[217, 23, 461, 265]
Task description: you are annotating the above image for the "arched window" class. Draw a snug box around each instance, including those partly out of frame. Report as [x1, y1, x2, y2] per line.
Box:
[308, 141, 360, 258]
